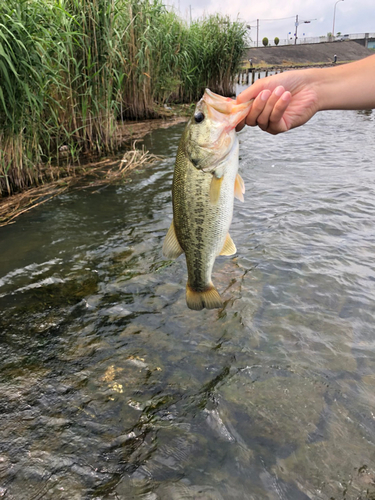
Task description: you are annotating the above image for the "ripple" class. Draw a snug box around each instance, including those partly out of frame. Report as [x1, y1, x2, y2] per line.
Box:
[0, 111, 375, 499]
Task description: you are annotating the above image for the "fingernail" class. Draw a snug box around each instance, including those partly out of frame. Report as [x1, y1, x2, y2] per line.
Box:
[274, 86, 284, 97]
[282, 91, 291, 101]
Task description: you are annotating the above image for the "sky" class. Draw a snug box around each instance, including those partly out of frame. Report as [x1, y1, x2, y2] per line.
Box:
[166, 0, 374, 44]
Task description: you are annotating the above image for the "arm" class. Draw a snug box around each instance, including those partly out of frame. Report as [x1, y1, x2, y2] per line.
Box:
[236, 54, 375, 135]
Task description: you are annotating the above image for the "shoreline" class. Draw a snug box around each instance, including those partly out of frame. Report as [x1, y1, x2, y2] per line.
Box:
[0, 114, 188, 226]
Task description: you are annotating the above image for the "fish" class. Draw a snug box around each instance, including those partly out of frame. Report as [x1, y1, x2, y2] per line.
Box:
[163, 89, 252, 311]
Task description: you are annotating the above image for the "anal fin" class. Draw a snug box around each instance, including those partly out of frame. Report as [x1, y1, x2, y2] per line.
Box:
[219, 233, 237, 256]
[162, 220, 184, 259]
[234, 173, 245, 202]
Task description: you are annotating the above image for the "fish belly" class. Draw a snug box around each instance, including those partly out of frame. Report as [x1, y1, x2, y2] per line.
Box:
[172, 142, 238, 309]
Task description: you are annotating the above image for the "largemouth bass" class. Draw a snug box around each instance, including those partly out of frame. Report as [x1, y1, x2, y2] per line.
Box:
[163, 89, 252, 310]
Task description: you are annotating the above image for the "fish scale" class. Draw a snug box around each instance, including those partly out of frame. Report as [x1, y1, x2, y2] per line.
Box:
[163, 89, 252, 310]
[174, 143, 237, 291]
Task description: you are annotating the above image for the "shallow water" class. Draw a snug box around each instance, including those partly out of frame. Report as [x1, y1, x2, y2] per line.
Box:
[1, 109, 375, 499]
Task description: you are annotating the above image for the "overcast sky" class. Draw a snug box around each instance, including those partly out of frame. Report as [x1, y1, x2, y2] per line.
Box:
[167, 0, 374, 44]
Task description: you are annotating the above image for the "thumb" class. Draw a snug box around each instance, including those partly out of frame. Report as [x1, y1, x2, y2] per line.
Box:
[236, 80, 266, 104]
[236, 118, 246, 132]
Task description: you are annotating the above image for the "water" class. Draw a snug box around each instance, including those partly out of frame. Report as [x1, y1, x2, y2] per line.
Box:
[0, 109, 375, 499]
[236, 70, 279, 89]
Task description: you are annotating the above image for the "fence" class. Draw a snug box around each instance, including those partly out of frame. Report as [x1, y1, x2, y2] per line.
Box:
[236, 68, 283, 87]
[247, 32, 375, 48]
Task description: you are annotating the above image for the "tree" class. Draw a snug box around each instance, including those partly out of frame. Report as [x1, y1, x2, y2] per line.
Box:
[274, 37, 279, 46]
[262, 37, 268, 47]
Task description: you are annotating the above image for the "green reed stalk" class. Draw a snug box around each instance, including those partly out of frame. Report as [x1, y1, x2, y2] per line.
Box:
[0, 0, 247, 197]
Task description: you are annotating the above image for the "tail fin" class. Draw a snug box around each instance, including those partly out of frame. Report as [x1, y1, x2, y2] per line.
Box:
[186, 283, 223, 311]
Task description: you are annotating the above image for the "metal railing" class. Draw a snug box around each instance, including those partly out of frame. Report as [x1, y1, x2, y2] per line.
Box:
[247, 32, 375, 48]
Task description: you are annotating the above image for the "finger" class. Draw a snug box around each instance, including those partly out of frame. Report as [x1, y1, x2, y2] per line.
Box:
[236, 79, 265, 104]
[269, 91, 292, 125]
[264, 91, 292, 135]
[236, 118, 245, 132]
[245, 90, 272, 127]
[255, 86, 285, 131]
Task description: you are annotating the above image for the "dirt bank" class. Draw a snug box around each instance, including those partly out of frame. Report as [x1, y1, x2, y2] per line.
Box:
[0, 114, 189, 226]
[115, 115, 188, 143]
[245, 40, 374, 66]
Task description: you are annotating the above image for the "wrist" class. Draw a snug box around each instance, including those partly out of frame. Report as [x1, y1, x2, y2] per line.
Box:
[309, 67, 339, 112]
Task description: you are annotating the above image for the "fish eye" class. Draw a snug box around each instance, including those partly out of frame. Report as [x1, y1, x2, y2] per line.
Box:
[194, 112, 205, 123]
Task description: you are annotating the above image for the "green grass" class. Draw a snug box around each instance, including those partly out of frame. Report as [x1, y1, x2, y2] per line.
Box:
[0, 0, 247, 197]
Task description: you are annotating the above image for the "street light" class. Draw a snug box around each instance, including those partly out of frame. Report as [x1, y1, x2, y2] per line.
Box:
[332, 0, 344, 38]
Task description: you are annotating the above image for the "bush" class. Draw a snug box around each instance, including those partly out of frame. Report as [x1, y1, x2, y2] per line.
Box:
[262, 37, 268, 47]
[274, 37, 279, 46]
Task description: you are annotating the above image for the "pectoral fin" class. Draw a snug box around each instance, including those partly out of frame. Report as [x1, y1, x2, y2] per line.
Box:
[234, 173, 245, 202]
[219, 233, 237, 256]
[210, 175, 223, 205]
[162, 221, 184, 259]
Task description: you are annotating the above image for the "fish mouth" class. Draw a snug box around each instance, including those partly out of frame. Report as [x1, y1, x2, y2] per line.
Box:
[188, 89, 252, 172]
[196, 88, 252, 155]
[203, 89, 253, 129]
[203, 89, 237, 115]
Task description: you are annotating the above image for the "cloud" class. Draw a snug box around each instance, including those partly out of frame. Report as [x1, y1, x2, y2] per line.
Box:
[171, 0, 374, 42]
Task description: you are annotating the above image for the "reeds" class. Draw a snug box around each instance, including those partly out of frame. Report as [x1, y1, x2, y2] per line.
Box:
[0, 0, 247, 197]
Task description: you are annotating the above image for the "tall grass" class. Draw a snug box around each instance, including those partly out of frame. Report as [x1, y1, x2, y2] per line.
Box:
[0, 0, 49, 192]
[0, 0, 247, 197]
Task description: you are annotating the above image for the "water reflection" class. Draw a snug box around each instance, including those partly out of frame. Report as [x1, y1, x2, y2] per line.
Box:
[0, 110, 375, 499]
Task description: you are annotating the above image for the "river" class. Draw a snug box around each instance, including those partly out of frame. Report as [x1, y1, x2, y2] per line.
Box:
[0, 108, 375, 499]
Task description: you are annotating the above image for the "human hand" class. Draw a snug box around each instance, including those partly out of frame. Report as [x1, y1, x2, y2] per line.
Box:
[236, 69, 320, 135]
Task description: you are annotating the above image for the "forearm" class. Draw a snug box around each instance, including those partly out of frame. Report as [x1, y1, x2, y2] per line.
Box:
[313, 55, 375, 111]
[236, 54, 375, 135]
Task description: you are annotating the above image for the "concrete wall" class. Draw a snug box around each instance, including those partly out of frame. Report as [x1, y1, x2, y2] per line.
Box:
[245, 41, 374, 66]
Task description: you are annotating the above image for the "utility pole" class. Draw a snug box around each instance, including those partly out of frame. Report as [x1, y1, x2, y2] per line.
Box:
[294, 14, 299, 44]
[257, 19, 259, 47]
[294, 15, 315, 45]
